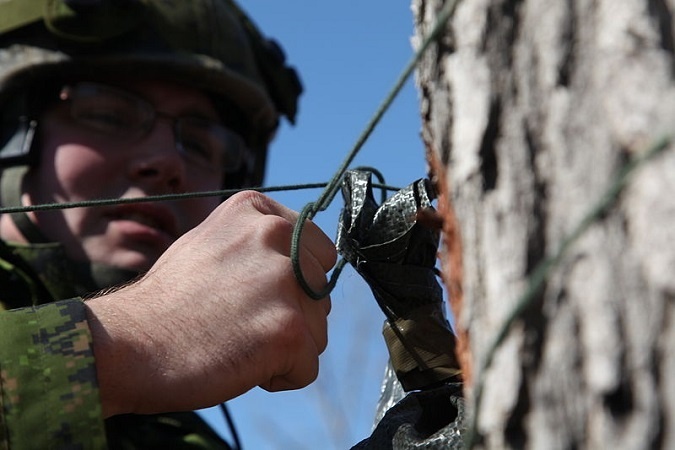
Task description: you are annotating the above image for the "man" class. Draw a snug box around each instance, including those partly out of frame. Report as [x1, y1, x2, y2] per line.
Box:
[0, 1, 336, 448]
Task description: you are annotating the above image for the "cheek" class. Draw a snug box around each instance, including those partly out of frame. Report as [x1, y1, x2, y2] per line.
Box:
[27, 140, 122, 246]
[52, 144, 117, 199]
[37, 119, 120, 202]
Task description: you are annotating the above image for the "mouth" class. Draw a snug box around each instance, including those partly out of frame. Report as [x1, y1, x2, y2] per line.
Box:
[114, 211, 162, 229]
[106, 204, 179, 239]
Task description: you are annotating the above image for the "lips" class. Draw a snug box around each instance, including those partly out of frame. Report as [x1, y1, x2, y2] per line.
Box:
[106, 203, 179, 239]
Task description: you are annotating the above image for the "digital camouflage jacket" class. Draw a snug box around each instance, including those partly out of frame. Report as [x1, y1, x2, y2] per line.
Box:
[0, 240, 232, 450]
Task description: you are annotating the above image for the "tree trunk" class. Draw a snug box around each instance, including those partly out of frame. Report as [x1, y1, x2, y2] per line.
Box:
[413, 0, 675, 448]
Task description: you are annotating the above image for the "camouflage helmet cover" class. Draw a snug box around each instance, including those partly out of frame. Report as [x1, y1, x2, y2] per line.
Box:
[0, 0, 303, 186]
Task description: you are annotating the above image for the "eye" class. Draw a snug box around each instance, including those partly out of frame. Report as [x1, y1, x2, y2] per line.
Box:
[177, 119, 223, 167]
[75, 107, 134, 133]
[180, 135, 216, 162]
[70, 96, 139, 134]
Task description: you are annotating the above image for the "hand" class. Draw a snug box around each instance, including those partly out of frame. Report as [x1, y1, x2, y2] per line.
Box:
[85, 191, 337, 417]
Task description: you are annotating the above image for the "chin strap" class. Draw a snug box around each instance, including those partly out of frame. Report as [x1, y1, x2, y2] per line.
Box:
[0, 116, 51, 243]
[1, 165, 52, 243]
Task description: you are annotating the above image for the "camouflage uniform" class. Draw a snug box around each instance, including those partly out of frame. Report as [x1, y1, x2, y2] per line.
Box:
[0, 241, 232, 450]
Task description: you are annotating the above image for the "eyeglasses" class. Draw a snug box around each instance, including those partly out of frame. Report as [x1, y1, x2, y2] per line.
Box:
[58, 82, 249, 175]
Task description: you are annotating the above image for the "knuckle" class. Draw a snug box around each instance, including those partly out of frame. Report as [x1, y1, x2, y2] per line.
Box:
[228, 190, 280, 216]
[255, 214, 294, 246]
[228, 189, 265, 204]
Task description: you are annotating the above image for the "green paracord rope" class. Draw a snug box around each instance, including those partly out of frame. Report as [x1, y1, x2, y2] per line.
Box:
[289, 0, 461, 300]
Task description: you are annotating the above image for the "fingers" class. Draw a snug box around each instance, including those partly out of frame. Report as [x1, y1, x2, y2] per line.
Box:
[296, 218, 337, 274]
[270, 253, 331, 392]
[236, 191, 333, 389]
[296, 243, 332, 316]
[260, 326, 321, 393]
[224, 191, 338, 272]
[208, 191, 335, 392]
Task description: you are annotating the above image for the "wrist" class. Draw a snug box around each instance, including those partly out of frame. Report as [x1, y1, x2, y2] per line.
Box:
[85, 292, 146, 417]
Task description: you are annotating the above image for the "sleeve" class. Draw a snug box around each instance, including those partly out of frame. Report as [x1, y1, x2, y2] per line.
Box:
[0, 299, 107, 450]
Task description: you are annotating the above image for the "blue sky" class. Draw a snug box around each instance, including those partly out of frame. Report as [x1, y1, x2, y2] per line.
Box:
[198, 2, 436, 449]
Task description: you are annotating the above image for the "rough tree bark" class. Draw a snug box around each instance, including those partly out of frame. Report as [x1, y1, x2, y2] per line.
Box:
[412, 0, 675, 448]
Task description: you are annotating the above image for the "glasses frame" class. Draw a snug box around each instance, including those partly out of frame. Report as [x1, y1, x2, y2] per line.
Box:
[58, 82, 251, 176]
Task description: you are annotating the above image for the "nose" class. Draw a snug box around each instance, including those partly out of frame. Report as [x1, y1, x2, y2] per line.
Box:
[127, 121, 186, 192]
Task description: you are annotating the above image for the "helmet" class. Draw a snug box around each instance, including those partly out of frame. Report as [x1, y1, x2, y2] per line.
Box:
[0, 0, 303, 188]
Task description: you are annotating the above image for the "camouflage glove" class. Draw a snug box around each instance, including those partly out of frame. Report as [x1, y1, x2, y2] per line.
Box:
[336, 170, 461, 391]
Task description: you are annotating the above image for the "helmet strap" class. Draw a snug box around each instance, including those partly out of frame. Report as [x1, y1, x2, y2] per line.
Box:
[1, 165, 51, 243]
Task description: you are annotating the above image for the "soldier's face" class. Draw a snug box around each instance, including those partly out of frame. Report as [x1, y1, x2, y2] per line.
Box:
[19, 79, 230, 272]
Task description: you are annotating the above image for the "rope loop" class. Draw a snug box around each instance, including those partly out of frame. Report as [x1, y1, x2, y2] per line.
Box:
[291, 201, 347, 300]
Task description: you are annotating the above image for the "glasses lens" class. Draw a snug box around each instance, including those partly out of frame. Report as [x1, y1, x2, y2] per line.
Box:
[176, 118, 246, 174]
[62, 83, 153, 137]
[60, 83, 250, 177]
